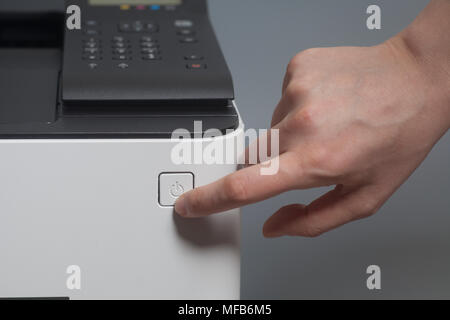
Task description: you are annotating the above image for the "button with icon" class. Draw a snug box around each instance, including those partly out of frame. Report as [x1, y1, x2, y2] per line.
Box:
[159, 173, 194, 207]
[88, 63, 98, 69]
[187, 63, 207, 70]
[165, 5, 177, 11]
[117, 63, 129, 69]
[174, 20, 194, 28]
[185, 55, 204, 61]
[170, 182, 185, 198]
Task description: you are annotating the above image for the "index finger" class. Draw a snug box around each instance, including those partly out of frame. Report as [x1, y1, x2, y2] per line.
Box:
[175, 152, 318, 218]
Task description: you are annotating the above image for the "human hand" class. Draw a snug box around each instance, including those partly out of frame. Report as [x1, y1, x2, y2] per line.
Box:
[175, 2, 450, 238]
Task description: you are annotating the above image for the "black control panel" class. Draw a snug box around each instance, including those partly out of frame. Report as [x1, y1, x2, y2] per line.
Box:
[62, 0, 234, 106]
[0, 0, 239, 139]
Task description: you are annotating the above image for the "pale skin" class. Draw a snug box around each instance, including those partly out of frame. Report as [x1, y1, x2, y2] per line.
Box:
[175, 0, 450, 238]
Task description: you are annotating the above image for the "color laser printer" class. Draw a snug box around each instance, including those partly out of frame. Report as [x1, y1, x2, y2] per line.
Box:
[0, 0, 242, 299]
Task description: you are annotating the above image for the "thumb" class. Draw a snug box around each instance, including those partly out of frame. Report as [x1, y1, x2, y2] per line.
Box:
[263, 185, 380, 238]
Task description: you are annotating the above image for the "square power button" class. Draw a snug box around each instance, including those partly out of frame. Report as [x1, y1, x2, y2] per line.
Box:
[159, 173, 194, 207]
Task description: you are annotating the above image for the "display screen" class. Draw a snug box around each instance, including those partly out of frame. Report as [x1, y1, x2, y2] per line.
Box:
[89, 0, 182, 6]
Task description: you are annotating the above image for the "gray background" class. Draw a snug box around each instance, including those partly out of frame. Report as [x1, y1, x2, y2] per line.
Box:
[208, 0, 450, 299]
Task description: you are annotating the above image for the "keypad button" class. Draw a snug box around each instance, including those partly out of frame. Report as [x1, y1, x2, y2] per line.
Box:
[113, 48, 128, 54]
[112, 42, 129, 48]
[84, 29, 100, 36]
[133, 21, 145, 32]
[141, 48, 159, 54]
[83, 55, 100, 61]
[119, 21, 158, 33]
[113, 55, 130, 60]
[119, 22, 132, 32]
[145, 23, 159, 33]
[178, 29, 195, 36]
[165, 5, 177, 11]
[113, 36, 126, 42]
[141, 42, 158, 48]
[84, 48, 100, 54]
[180, 37, 197, 44]
[112, 39, 129, 44]
[175, 20, 194, 28]
[187, 63, 207, 69]
[142, 54, 160, 60]
[184, 55, 204, 60]
[141, 36, 158, 43]
[117, 63, 129, 69]
[84, 37, 99, 43]
[83, 42, 99, 49]
[85, 20, 99, 27]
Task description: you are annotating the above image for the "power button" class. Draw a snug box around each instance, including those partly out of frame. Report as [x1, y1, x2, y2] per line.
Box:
[159, 173, 194, 207]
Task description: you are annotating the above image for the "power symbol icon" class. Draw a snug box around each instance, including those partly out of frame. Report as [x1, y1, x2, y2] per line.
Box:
[170, 182, 185, 198]
[159, 173, 194, 206]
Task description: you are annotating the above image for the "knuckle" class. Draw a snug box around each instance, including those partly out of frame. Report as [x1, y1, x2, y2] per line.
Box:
[301, 221, 325, 238]
[274, 153, 302, 186]
[323, 154, 351, 178]
[305, 146, 352, 180]
[224, 175, 249, 203]
[283, 107, 318, 135]
[293, 107, 317, 127]
[282, 116, 299, 135]
[306, 146, 330, 170]
[284, 82, 308, 102]
[289, 48, 319, 70]
[287, 53, 304, 71]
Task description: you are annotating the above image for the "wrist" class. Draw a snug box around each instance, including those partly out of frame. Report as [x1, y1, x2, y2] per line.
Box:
[396, 0, 450, 129]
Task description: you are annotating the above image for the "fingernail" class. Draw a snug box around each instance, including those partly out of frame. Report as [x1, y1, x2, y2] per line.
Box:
[175, 196, 187, 217]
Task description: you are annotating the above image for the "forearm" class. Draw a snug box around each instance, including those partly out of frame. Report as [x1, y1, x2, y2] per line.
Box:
[396, 0, 450, 129]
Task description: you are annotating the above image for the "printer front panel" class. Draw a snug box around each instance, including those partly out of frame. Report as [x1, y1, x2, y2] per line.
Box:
[0, 134, 242, 299]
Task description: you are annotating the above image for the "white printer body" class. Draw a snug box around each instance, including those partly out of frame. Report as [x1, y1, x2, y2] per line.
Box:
[0, 132, 242, 300]
[0, 0, 242, 299]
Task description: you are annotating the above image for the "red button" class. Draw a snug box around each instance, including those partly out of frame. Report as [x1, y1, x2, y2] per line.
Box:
[187, 63, 206, 69]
